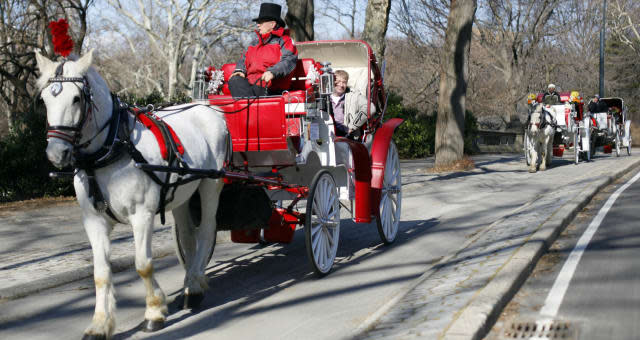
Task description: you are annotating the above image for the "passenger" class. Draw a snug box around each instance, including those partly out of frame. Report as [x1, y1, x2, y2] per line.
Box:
[228, 3, 298, 98]
[587, 94, 608, 113]
[330, 70, 374, 138]
[542, 84, 560, 105]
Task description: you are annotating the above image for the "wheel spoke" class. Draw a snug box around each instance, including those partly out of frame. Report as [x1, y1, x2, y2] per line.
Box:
[311, 221, 322, 236]
[325, 227, 334, 246]
[327, 206, 339, 220]
[381, 197, 389, 225]
[327, 194, 337, 214]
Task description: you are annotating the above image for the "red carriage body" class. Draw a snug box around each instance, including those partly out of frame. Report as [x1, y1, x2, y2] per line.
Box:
[193, 40, 403, 275]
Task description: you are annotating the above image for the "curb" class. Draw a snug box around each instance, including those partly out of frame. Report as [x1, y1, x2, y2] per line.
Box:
[442, 158, 640, 339]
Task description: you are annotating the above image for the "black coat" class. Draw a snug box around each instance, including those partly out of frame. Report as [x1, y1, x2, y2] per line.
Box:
[588, 101, 608, 113]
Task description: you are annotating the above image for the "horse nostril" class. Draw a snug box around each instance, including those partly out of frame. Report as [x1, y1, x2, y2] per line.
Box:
[61, 149, 71, 161]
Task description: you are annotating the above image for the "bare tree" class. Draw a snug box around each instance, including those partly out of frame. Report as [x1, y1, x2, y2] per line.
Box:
[316, 0, 365, 39]
[105, 0, 248, 100]
[0, 0, 92, 134]
[362, 0, 392, 61]
[435, 0, 477, 167]
[285, 0, 314, 42]
[609, 0, 640, 55]
[473, 0, 564, 123]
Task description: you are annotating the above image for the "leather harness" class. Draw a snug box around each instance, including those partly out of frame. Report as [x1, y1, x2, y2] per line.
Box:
[46, 62, 202, 224]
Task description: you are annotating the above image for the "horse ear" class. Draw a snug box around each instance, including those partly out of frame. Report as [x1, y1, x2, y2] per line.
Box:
[35, 51, 54, 74]
[75, 49, 94, 74]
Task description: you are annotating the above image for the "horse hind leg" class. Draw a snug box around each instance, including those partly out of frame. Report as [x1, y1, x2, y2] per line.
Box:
[131, 211, 168, 332]
[82, 217, 117, 340]
[182, 179, 223, 309]
[172, 198, 197, 270]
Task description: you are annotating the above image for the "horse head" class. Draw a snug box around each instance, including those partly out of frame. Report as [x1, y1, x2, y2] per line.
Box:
[36, 50, 111, 168]
[528, 104, 544, 134]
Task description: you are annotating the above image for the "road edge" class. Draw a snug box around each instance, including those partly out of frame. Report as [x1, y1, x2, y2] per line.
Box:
[442, 158, 640, 339]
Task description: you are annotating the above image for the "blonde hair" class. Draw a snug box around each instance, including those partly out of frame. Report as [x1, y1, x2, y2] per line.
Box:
[334, 70, 349, 82]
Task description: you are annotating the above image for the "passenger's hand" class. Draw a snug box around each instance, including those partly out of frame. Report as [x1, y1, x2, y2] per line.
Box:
[230, 72, 245, 78]
[261, 71, 274, 83]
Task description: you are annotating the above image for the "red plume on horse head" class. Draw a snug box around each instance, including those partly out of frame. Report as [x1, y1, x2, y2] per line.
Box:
[48, 18, 74, 57]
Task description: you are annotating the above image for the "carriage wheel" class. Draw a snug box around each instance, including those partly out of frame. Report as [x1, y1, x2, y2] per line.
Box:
[376, 141, 402, 244]
[172, 194, 215, 267]
[615, 130, 621, 157]
[524, 133, 531, 166]
[574, 130, 579, 165]
[305, 170, 340, 277]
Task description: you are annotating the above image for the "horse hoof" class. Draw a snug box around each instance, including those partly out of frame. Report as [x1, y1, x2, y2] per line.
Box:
[82, 334, 107, 340]
[140, 319, 165, 332]
[529, 169, 536, 173]
[183, 293, 205, 310]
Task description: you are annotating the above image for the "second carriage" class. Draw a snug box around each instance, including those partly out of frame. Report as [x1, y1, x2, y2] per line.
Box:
[525, 91, 591, 165]
[587, 97, 632, 157]
[184, 40, 402, 276]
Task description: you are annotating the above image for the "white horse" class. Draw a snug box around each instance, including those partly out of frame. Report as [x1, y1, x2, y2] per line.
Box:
[526, 104, 555, 173]
[35, 50, 228, 339]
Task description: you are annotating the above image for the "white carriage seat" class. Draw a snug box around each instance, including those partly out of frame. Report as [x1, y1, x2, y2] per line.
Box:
[592, 112, 609, 130]
[546, 104, 571, 128]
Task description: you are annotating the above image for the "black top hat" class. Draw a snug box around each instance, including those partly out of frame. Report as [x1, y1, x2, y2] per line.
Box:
[253, 3, 285, 28]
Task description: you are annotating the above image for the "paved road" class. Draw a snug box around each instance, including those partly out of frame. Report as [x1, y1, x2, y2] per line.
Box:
[486, 167, 640, 340]
[0, 152, 638, 340]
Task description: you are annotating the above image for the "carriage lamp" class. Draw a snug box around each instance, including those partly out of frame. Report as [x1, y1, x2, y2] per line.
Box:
[319, 62, 334, 96]
[192, 68, 206, 100]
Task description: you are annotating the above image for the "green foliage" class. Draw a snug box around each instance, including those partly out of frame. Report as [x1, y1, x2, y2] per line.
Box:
[383, 92, 478, 159]
[0, 106, 74, 203]
[384, 93, 436, 159]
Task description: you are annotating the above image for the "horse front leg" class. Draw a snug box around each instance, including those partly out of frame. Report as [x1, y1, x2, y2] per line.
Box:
[529, 140, 538, 173]
[82, 216, 116, 340]
[183, 179, 223, 309]
[540, 140, 548, 171]
[540, 133, 553, 171]
[131, 211, 167, 332]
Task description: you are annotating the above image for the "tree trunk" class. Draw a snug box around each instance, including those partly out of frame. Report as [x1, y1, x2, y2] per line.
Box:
[435, 0, 477, 167]
[285, 0, 314, 42]
[362, 0, 392, 61]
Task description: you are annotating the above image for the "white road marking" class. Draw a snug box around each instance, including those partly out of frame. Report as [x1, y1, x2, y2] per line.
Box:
[539, 170, 640, 319]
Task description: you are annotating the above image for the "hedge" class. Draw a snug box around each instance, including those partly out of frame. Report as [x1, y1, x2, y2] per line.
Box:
[384, 92, 478, 159]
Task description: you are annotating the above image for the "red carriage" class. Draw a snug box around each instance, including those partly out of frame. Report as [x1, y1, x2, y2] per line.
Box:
[184, 40, 403, 276]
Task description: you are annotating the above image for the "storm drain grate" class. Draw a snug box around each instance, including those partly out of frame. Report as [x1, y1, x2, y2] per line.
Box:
[502, 320, 578, 339]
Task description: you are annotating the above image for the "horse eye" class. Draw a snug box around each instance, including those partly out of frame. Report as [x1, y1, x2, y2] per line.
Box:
[73, 96, 81, 104]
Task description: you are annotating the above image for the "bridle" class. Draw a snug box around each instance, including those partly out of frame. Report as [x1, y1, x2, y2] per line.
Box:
[45, 61, 101, 148]
[528, 104, 556, 131]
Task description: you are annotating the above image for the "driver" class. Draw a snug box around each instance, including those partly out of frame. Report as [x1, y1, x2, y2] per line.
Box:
[542, 84, 560, 105]
[587, 94, 608, 113]
[228, 3, 298, 98]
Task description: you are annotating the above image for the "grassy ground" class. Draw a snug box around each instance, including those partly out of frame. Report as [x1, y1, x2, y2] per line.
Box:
[0, 196, 75, 216]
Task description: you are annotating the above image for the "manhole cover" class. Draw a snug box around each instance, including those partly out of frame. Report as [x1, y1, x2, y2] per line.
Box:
[502, 320, 578, 339]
